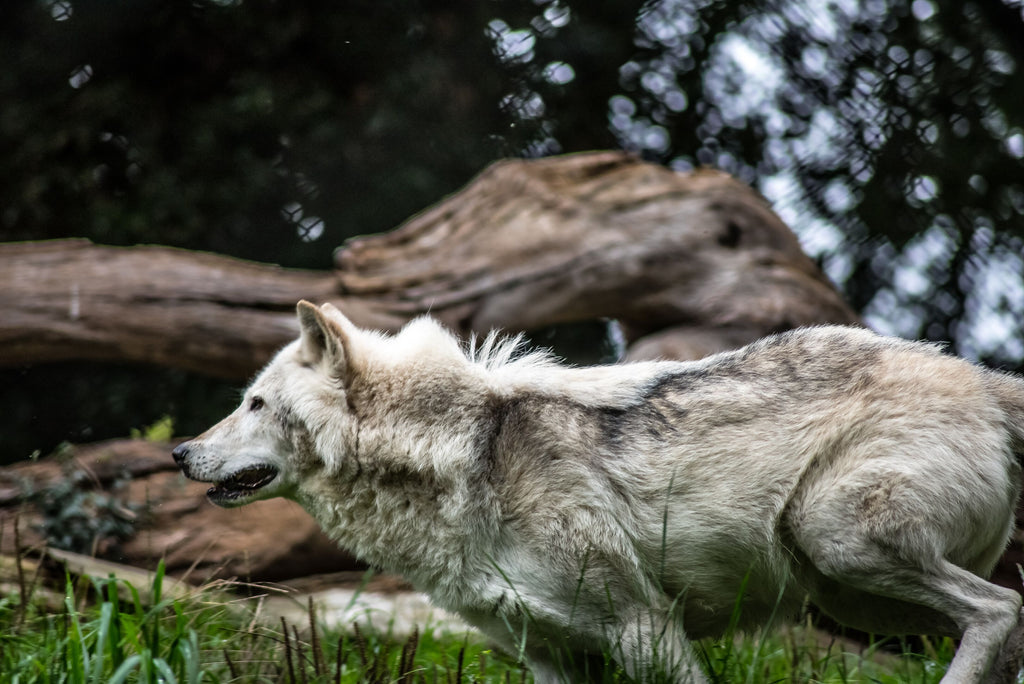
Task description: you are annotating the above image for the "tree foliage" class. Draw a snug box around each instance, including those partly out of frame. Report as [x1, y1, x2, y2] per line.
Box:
[493, 0, 1024, 361]
[2, 0, 518, 266]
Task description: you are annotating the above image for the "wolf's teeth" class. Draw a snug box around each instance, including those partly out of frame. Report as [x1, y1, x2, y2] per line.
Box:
[219, 466, 277, 491]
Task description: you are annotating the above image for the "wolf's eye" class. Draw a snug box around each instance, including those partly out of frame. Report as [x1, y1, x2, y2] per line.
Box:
[249, 396, 265, 412]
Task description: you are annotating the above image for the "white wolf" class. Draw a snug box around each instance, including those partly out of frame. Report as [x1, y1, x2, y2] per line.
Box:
[173, 301, 1024, 683]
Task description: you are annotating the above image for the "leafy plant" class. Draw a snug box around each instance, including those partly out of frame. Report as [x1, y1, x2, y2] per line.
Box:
[129, 416, 175, 443]
[24, 466, 145, 557]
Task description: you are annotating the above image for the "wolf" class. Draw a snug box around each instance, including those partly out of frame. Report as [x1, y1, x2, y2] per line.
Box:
[173, 300, 1024, 683]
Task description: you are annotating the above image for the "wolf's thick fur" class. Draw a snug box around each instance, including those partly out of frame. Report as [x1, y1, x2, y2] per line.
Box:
[174, 301, 1024, 683]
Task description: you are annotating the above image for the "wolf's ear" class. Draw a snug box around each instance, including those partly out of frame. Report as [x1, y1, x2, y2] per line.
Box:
[296, 300, 356, 379]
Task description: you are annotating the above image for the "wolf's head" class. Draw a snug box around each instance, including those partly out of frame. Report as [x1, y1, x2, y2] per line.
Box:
[172, 300, 365, 507]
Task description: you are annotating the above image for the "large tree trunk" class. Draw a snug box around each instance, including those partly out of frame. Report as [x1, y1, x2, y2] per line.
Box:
[0, 152, 858, 380]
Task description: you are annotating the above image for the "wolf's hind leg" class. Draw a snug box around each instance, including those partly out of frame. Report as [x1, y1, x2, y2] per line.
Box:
[795, 532, 1021, 683]
[983, 607, 1024, 684]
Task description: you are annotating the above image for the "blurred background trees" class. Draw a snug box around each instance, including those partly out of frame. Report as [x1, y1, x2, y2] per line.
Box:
[2, 0, 1022, 461]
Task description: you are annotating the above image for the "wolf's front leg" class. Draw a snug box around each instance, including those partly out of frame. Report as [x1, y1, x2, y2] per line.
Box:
[612, 612, 708, 684]
[522, 656, 569, 684]
[519, 641, 612, 683]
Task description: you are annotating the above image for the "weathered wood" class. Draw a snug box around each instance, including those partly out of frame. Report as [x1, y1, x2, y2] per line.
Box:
[0, 239, 345, 379]
[0, 152, 859, 379]
[336, 151, 861, 358]
[45, 546, 195, 601]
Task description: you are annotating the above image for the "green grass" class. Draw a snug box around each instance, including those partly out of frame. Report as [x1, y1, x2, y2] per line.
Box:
[0, 559, 527, 683]
[700, 615, 953, 684]
[0, 558, 954, 683]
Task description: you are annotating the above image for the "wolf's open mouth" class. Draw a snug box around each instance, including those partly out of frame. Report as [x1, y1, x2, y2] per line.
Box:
[208, 465, 278, 502]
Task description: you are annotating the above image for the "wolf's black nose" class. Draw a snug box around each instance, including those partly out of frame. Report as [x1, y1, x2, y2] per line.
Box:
[171, 442, 190, 466]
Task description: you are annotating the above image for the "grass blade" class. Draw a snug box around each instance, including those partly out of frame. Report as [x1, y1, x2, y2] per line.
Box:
[64, 576, 88, 684]
[107, 653, 142, 684]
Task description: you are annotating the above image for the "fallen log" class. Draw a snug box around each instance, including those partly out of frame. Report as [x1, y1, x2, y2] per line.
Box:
[336, 151, 860, 358]
[0, 152, 859, 380]
[0, 240, 340, 380]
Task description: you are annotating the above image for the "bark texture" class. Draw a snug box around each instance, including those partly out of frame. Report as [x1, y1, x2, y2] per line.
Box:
[1, 152, 859, 380]
[336, 151, 861, 361]
[0, 240, 338, 379]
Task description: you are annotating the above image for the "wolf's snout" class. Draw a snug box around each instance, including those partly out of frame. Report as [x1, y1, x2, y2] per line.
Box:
[172, 441, 191, 468]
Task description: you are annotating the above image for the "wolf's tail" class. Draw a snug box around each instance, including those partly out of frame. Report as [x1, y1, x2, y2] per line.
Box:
[988, 371, 1024, 457]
